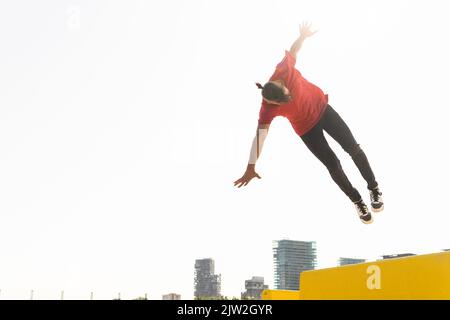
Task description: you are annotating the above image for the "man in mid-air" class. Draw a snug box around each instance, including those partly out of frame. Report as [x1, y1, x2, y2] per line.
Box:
[234, 22, 383, 224]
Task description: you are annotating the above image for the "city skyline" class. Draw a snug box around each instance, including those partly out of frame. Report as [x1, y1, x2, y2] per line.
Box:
[1, 242, 441, 299]
[0, 239, 442, 300]
[0, 245, 450, 300]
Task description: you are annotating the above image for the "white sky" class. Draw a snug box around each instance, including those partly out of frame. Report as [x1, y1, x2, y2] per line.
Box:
[1, 0, 449, 300]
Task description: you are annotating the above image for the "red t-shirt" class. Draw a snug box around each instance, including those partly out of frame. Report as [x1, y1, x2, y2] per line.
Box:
[258, 51, 328, 136]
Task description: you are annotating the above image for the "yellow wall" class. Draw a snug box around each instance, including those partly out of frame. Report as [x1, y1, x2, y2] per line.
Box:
[262, 252, 450, 300]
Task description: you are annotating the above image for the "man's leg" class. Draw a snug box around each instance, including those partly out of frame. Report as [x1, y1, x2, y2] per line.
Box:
[321, 105, 378, 190]
[301, 123, 362, 203]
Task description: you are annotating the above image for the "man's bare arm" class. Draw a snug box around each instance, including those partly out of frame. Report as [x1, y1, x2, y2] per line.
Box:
[289, 22, 318, 60]
[248, 123, 270, 166]
[234, 123, 270, 188]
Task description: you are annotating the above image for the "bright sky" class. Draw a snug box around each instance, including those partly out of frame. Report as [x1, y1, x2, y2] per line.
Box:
[1, 0, 449, 300]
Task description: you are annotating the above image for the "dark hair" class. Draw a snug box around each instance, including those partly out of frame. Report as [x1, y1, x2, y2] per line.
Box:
[256, 82, 290, 103]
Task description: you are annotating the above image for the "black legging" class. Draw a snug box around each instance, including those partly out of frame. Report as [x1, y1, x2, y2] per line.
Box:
[301, 104, 378, 202]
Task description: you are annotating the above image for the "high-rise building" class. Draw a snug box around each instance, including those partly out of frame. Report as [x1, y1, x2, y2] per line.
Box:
[241, 276, 269, 300]
[162, 293, 181, 300]
[273, 240, 317, 291]
[194, 258, 221, 299]
[338, 257, 366, 266]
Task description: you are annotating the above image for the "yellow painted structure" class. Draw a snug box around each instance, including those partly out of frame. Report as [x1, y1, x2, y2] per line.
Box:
[262, 252, 450, 300]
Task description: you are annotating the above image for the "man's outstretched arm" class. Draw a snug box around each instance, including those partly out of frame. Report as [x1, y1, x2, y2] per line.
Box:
[234, 123, 270, 188]
[289, 22, 318, 60]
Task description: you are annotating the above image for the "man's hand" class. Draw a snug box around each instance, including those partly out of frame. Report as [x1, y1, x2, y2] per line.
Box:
[299, 21, 318, 39]
[234, 168, 261, 188]
[235, 124, 269, 188]
[290, 22, 318, 59]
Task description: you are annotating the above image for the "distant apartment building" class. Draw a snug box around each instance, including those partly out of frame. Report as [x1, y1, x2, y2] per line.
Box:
[382, 253, 416, 260]
[273, 240, 317, 291]
[162, 293, 181, 300]
[194, 258, 221, 299]
[338, 257, 366, 266]
[241, 276, 269, 300]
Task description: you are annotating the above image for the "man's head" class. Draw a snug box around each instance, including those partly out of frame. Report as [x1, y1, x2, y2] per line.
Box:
[256, 80, 292, 105]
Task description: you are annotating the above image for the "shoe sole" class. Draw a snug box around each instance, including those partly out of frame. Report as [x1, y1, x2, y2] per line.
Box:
[371, 204, 384, 213]
[359, 213, 373, 224]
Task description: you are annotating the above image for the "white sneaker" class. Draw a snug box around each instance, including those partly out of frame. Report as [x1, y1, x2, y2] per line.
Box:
[354, 199, 373, 224]
[370, 187, 384, 213]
